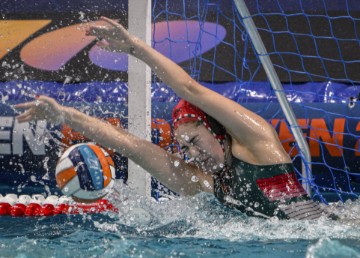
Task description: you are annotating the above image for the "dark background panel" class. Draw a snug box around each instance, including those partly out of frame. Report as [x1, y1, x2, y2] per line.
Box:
[0, 0, 359, 83]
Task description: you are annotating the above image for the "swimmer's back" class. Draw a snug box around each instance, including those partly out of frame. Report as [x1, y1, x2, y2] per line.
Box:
[214, 158, 338, 220]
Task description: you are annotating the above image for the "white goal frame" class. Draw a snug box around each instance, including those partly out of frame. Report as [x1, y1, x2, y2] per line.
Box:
[127, 0, 152, 197]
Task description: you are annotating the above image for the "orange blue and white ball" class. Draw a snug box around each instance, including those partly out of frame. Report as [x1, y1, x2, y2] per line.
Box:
[55, 143, 115, 203]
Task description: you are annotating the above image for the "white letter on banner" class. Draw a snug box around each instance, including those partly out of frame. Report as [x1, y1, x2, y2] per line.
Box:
[13, 120, 47, 155]
[0, 117, 13, 154]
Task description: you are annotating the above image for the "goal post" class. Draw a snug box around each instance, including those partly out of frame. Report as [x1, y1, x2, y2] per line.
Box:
[233, 0, 312, 195]
[127, 0, 152, 197]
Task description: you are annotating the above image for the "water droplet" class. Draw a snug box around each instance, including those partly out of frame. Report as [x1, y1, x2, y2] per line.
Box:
[191, 176, 199, 182]
[203, 180, 212, 189]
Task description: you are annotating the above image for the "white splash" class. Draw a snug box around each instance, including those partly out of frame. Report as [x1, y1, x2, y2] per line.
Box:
[95, 183, 360, 243]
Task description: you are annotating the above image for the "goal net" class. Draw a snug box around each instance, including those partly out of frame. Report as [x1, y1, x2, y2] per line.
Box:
[151, 0, 360, 202]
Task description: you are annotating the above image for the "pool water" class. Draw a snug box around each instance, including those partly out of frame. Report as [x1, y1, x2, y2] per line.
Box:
[1, 188, 360, 258]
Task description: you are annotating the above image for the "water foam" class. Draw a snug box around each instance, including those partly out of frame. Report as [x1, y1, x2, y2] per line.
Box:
[99, 184, 360, 242]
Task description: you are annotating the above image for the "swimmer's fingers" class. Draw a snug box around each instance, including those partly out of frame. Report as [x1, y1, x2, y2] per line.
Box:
[15, 96, 63, 124]
[15, 97, 48, 111]
[98, 16, 131, 41]
[86, 26, 126, 51]
[15, 104, 38, 122]
[15, 98, 40, 109]
[86, 18, 124, 38]
[16, 109, 36, 123]
[100, 17, 126, 32]
[86, 25, 109, 38]
[15, 103, 40, 122]
[92, 39, 110, 49]
[36, 95, 59, 107]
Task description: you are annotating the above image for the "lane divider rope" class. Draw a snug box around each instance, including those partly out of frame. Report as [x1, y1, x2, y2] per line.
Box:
[0, 194, 118, 216]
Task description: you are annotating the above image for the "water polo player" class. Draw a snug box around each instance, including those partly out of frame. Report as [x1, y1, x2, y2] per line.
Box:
[15, 16, 335, 220]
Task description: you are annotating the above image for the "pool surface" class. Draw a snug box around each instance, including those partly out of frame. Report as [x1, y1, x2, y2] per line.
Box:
[1, 190, 360, 258]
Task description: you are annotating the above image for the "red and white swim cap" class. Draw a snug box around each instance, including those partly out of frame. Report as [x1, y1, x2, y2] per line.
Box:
[172, 99, 225, 141]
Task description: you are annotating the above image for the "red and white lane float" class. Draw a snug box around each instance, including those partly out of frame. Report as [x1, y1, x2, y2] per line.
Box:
[0, 194, 118, 217]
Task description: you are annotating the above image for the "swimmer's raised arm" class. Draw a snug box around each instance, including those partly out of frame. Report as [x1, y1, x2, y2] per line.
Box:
[87, 17, 290, 164]
[15, 96, 213, 195]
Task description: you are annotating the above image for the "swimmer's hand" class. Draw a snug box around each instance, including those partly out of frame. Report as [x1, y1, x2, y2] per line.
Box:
[86, 16, 135, 53]
[15, 95, 65, 125]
